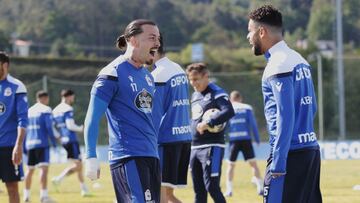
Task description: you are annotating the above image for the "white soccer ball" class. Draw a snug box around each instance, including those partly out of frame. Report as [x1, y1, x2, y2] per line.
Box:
[202, 108, 226, 133]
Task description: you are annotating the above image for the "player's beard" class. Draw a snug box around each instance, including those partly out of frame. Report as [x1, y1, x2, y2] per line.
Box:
[145, 58, 153, 66]
[253, 35, 263, 56]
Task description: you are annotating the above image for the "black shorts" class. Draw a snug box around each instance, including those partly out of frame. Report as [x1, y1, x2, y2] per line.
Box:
[228, 140, 255, 162]
[263, 148, 322, 203]
[62, 142, 81, 160]
[0, 146, 24, 182]
[110, 157, 161, 203]
[27, 147, 50, 168]
[159, 142, 191, 188]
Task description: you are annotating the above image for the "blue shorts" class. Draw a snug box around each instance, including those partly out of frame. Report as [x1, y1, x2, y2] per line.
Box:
[27, 147, 50, 168]
[263, 148, 322, 203]
[62, 142, 81, 160]
[159, 142, 191, 188]
[110, 157, 161, 203]
[0, 146, 24, 182]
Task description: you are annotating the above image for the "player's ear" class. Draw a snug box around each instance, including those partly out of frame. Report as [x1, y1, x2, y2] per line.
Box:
[259, 26, 267, 39]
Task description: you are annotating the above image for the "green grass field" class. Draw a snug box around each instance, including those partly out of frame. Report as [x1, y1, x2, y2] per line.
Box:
[1, 160, 360, 203]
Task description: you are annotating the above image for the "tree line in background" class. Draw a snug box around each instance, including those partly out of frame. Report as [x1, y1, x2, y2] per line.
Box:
[0, 0, 359, 62]
[1, 0, 360, 141]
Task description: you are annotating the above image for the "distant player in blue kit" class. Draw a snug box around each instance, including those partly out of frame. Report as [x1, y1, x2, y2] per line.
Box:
[52, 89, 89, 196]
[225, 91, 263, 197]
[186, 63, 235, 203]
[83, 19, 161, 203]
[24, 90, 57, 203]
[152, 34, 192, 203]
[0, 52, 28, 203]
[247, 5, 322, 203]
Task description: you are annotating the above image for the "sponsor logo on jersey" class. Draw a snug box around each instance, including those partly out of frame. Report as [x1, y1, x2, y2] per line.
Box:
[145, 74, 153, 86]
[295, 66, 312, 81]
[135, 88, 153, 113]
[191, 103, 203, 120]
[172, 99, 190, 107]
[172, 125, 191, 135]
[4, 87, 12, 96]
[298, 131, 317, 143]
[300, 96, 312, 105]
[170, 75, 188, 87]
[0, 102, 6, 115]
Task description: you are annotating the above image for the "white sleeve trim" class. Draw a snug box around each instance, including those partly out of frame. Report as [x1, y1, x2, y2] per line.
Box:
[7, 75, 27, 93]
[65, 118, 83, 132]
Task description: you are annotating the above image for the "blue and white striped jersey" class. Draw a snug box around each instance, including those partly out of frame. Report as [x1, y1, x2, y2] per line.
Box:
[228, 102, 260, 143]
[262, 41, 319, 174]
[53, 102, 79, 144]
[90, 56, 158, 164]
[151, 57, 192, 144]
[0, 74, 28, 147]
[25, 102, 57, 150]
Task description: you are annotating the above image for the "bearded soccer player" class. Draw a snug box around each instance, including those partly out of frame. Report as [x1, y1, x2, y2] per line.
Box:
[0, 51, 28, 203]
[84, 19, 161, 203]
[247, 5, 322, 203]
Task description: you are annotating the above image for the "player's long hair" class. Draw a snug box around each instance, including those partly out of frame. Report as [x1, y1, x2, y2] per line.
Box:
[116, 19, 157, 50]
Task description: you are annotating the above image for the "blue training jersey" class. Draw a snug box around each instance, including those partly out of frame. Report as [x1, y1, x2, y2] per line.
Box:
[53, 102, 79, 144]
[262, 40, 319, 174]
[25, 102, 57, 150]
[91, 56, 158, 164]
[0, 74, 28, 147]
[228, 102, 260, 143]
[191, 83, 234, 148]
[151, 57, 192, 144]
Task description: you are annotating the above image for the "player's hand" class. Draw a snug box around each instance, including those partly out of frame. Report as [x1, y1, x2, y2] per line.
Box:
[85, 158, 100, 181]
[197, 122, 209, 135]
[12, 144, 23, 166]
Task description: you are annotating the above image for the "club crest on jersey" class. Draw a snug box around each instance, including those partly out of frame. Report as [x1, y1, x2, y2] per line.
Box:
[145, 74, 153, 86]
[4, 87, 12, 96]
[134, 88, 153, 113]
[0, 102, 6, 115]
[191, 103, 203, 120]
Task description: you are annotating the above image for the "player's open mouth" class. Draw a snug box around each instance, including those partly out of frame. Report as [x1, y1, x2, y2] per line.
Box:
[149, 48, 157, 57]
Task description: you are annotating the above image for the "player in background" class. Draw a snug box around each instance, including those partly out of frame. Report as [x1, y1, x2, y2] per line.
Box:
[152, 34, 192, 203]
[186, 63, 234, 203]
[23, 90, 58, 203]
[224, 90, 263, 197]
[52, 89, 89, 196]
[83, 19, 161, 203]
[247, 5, 322, 202]
[0, 51, 28, 203]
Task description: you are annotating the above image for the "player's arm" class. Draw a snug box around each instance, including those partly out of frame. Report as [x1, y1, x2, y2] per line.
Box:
[207, 95, 235, 127]
[269, 73, 295, 177]
[65, 111, 83, 132]
[248, 109, 260, 144]
[84, 74, 117, 180]
[13, 92, 28, 165]
[197, 95, 235, 134]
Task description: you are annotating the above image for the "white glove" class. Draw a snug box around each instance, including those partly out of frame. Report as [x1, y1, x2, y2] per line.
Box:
[85, 158, 100, 181]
